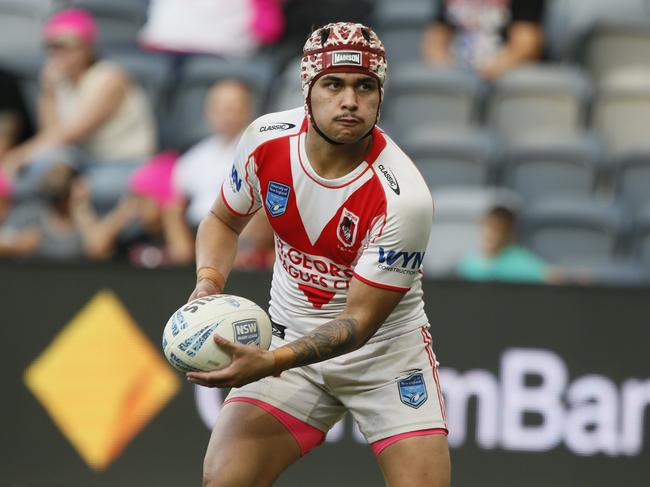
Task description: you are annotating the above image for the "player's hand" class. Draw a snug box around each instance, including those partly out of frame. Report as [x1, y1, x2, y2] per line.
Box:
[188, 278, 220, 302]
[185, 334, 276, 388]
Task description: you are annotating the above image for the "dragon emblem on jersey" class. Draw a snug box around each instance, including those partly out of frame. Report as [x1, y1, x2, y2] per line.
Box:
[337, 208, 359, 247]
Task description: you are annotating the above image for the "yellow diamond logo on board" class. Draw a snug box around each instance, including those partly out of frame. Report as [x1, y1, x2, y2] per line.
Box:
[24, 290, 180, 471]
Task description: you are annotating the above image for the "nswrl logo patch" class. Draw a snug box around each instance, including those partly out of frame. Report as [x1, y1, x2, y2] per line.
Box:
[266, 181, 290, 217]
[398, 372, 428, 409]
[232, 319, 260, 346]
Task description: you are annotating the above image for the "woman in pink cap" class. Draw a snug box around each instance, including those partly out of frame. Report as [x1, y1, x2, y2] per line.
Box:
[3, 8, 155, 200]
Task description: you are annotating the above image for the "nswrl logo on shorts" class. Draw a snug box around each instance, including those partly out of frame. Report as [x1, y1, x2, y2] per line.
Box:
[398, 372, 428, 409]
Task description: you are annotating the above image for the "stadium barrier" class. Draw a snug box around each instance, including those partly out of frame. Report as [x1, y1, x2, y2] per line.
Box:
[1, 261, 648, 487]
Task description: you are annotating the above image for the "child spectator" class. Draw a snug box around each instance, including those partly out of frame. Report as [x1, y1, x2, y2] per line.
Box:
[458, 205, 551, 282]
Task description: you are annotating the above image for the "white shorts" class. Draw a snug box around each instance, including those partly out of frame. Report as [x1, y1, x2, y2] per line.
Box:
[227, 325, 447, 443]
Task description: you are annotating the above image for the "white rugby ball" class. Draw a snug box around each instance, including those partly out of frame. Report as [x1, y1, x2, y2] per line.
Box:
[162, 294, 272, 372]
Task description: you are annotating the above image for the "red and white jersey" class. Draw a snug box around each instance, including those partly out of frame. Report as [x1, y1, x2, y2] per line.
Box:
[221, 107, 433, 342]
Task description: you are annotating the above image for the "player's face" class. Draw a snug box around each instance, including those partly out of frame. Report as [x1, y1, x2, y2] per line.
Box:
[310, 73, 380, 144]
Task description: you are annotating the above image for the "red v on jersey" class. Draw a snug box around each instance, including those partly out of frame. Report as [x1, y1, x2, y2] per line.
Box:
[254, 122, 388, 268]
[298, 284, 336, 309]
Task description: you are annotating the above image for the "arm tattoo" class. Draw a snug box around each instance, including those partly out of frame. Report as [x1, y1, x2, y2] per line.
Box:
[286, 317, 359, 368]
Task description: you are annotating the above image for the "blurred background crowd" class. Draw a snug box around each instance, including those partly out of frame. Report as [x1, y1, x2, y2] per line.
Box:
[0, 0, 649, 286]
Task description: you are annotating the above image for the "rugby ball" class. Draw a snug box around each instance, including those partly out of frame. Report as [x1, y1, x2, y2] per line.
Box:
[162, 294, 272, 372]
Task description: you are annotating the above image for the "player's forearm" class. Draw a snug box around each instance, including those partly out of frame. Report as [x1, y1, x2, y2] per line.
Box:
[195, 210, 240, 290]
[272, 314, 373, 371]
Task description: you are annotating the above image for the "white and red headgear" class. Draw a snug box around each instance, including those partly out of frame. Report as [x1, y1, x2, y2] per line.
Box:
[301, 22, 388, 143]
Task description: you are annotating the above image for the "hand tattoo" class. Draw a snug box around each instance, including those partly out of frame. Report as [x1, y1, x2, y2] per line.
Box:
[286, 317, 359, 368]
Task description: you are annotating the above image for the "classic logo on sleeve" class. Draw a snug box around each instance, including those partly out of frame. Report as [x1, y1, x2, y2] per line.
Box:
[260, 123, 296, 132]
[265, 181, 291, 217]
[377, 164, 400, 195]
[337, 208, 359, 247]
[232, 319, 260, 346]
[398, 372, 428, 409]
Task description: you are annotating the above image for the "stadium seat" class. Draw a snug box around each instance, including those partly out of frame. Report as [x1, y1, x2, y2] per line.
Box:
[65, 0, 148, 48]
[86, 162, 141, 214]
[580, 21, 650, 81]
[614, 152, 650, 214]
[632, 203, 650, 266]
[486, 64, 591, 141]
[0, 0, 53, 64]
[591, 67, 650, 157]
[267, 56, 303, 113]
[373, 0, 436, 67]
[502, 133, 604, 203]
[403, 127, 501, 189]
[544, 0, 650, 61]
[423, 186, 521, 276]
[382, 65, 484, 142]
[163, 55, 275, 150]
[522, 196, 625, 265]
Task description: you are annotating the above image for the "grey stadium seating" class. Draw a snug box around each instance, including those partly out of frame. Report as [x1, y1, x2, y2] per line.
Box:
[502, 133, 604, 204]
[0, 0, 53, 63]
[614, 152, 650, 214]
[486, 64, 591, 141]
[591, 67, 650, 157]
[373, 0, 436, 67]
[544, 0, 650, 62]
[403, 127, 501, 189]
[522, 196, 626, 266]
[162, 55, 275, 150]
[382, 65, 484, 142]
[423, 186, 521, 276]
[268, 57, 303, 113]
[62, 0, 148, 48]
[632, 203, 650, 266]
[580, 20, 650, 81]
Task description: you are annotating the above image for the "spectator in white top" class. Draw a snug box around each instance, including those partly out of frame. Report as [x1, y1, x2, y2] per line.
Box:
[139, 0, 284, 57]
[173, 79, 253, 228]
[4, 8, 156, 198]
[172, 78, 274, 268]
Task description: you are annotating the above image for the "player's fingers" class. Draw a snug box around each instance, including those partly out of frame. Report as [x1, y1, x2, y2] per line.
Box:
[213, 333, 238, 354]
[186, 370, 232, 388]
[186, 375, 212, 387]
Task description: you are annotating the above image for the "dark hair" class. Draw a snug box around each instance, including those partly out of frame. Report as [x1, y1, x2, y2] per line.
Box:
[486, 206, 517, 229]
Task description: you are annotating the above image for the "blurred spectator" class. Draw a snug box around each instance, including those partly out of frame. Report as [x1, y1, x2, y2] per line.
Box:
[0, 68, 34, 161]
[139, 0, 284, 57]
[3, 9, 155, 195]
[0, 163, 100, 260]
[422, 0, 546, 79]
[172, 78, 274, 270]
[457, 206, 550, 283]
[173, 79, 252, 229]
[70, 151, 194, 267]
